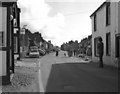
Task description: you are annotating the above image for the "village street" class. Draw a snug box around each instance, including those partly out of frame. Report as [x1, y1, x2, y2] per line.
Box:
[39, 51, 118, 92]
[1, 51, 118, 93]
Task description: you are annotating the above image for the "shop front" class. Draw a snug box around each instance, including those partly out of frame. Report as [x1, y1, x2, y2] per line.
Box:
[0, 0, 20, 85]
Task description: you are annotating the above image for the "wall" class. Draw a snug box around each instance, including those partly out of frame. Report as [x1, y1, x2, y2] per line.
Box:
[91, 4, 106, 63]
[0, 51, 6, 76]
[118, 2, 120, 34]
[91, 2, 119, 66]
[0, 7, 7, 76]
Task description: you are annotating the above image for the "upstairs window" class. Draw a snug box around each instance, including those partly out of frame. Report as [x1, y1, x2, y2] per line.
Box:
[94, 37, 99, 57]
[106, 33, 111, 56]
[94, 14, 97, 31]
[106, 2, 110, 26]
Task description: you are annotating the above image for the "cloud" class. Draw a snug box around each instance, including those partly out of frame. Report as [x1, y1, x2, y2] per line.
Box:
[18, 0, 66, 46]
[18, 0, 51, 30]
[18, 0, 105, 46]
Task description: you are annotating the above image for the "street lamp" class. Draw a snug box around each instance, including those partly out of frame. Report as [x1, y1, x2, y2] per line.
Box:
[21, 25, 27, 58]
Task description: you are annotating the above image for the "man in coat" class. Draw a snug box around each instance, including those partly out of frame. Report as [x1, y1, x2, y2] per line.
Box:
[97, 37, 104, 68]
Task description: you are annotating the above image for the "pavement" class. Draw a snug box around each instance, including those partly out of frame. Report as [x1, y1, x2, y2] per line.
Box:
[1, 51, 119, 93]
[1, 58, 40, 93]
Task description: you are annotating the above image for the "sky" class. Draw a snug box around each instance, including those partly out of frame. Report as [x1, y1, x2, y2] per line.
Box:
[17, 0, 105, 46]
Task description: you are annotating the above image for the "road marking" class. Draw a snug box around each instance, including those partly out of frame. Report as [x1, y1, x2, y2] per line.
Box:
[38, 61, 44, 92]
[39, 69, 44, 92]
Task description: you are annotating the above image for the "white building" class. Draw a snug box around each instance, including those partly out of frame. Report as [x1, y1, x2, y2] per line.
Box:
[90, 0, 120, 67]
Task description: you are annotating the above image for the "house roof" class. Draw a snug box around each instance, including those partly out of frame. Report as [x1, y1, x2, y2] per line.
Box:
[90, 2, 106, 17]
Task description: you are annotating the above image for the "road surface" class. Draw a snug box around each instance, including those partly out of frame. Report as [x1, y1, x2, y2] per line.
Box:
[39, 51, 118, 92]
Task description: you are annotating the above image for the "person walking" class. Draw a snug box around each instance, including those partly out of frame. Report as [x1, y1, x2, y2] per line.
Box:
[97, 37, 104, 68]
[56, 49, 59, 56]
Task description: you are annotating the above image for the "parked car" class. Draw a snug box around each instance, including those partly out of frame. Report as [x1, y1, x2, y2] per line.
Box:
[29, 50, 39, 58]
[78, 53, 85, 58]
[29, 46, 39, 58]
[38, 48, 46, 56]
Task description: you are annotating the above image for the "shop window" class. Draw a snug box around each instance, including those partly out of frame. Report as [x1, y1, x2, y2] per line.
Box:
[94, 37, 100, 57]
[106, 33, 111, 56]
[14, 36, 18, 53]
[0, 32, 4, 47]
[0, 7, 7, 47]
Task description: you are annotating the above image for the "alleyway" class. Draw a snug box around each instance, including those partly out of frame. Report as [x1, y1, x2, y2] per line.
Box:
[39, 51, 118, 92]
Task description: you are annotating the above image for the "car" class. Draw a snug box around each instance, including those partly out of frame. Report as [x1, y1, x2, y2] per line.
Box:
[29, 46, 40, 58]
[38, 49, 46, 56]
[78, 54, 85, 58]
[29, 50, 40, 58]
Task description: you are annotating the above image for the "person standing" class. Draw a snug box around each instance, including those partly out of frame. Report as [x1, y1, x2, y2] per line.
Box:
[56, 50, 58, 56]
[97, 37, 104, 68]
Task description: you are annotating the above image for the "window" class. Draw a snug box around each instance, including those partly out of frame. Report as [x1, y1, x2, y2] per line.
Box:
[0, 32, 4, 47]
[106, 33, 111, 56]
[115, 35, 120, 58]
[94, 14, 97, 31]
[14, 36, 18, 53]
[106, 2, 110, 26]
[94, 37, 100, 56]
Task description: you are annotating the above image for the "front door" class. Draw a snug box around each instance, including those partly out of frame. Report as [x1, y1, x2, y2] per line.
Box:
[116, 34, 120, 69]
[116, 35, 120, 58]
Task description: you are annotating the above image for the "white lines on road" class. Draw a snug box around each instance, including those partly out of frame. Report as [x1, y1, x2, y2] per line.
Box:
[39, 69, 45, 92]
[38, 61, 45, 92]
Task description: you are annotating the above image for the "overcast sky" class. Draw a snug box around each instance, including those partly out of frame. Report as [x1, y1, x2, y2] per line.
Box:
[18, 0, 105, 46]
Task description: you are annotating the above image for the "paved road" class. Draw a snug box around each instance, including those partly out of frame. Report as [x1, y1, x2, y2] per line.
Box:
[39, 51, 118, 92]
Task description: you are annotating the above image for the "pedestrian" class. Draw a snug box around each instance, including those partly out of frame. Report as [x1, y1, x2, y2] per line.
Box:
[97, 37, 104, 68]
[56, 50, 59, 56]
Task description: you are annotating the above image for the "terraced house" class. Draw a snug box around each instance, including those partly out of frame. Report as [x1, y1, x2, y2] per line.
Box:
[90, 0, 120, 67]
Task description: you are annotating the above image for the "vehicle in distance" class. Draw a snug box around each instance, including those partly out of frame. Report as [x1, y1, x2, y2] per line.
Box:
[38, 48, 46, 56]
[29, 46, 39, 58]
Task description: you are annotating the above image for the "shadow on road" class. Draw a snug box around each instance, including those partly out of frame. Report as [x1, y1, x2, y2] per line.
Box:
[45, 63, 118, 92]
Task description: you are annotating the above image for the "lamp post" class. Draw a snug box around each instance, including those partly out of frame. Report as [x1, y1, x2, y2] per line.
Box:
[21, 25, 27, 58]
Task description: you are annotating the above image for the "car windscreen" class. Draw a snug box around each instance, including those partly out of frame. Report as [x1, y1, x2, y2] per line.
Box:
[31, 50, 38, 52]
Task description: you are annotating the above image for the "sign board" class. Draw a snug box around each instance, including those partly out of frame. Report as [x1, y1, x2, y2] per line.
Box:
[20, 29, 25, 34]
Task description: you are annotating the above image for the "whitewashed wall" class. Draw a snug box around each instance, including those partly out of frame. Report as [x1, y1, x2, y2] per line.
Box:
[91, 2, 119, 66]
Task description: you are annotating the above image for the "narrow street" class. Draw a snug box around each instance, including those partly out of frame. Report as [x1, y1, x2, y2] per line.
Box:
[39, 51, 118, 92]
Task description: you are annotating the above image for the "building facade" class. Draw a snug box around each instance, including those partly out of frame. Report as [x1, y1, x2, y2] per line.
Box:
[90, 1, 120, 67]
[0, 0, 20, 85]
